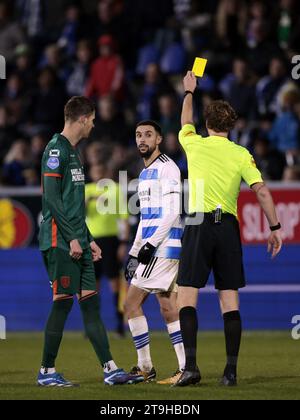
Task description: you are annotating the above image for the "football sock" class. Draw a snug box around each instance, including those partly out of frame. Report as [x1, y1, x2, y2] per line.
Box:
[223, 311, 242, 377]
[103, 360, 118, 374]
[167, 320, 185, 371]
[128, 316, 152, 372]
[40, 367, 56, 375]
[41, 297, 74, 368]
[113, 292, 124, 335]
[79, 293, 113, 366]
[179, 307, 198, 371]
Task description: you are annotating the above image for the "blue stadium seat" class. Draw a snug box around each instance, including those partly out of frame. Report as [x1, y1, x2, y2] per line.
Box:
[136, 44, 160, 75]
[160, 43, 186, 74]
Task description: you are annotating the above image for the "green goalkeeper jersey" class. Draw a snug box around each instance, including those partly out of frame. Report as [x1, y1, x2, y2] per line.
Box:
[39, 133, 93, 252]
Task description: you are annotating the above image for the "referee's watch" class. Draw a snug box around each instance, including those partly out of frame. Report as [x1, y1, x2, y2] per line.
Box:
[270, 223, 281, 232]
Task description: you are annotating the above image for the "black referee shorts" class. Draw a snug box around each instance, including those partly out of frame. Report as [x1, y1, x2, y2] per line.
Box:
[177, 213, 246, 290]
[94, 236, 121, 280]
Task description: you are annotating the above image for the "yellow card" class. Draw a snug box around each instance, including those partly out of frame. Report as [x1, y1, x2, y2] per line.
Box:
[192, 57, 208, 77]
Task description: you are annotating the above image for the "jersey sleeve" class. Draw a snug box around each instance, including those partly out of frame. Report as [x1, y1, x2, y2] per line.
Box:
[147, 164, 181, 248]
[41, 144, 69, 179]
[240, 150, 263, 187]
[179, 124, 200, 151]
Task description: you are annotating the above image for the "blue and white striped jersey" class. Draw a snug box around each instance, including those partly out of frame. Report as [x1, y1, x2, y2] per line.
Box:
[130, 154, 183, 260]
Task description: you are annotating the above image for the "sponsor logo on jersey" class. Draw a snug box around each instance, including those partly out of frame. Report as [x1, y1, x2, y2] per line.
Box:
[71, 168, 85, 182]
[47, 157, 60, 170]
[49, 149, 60, 157]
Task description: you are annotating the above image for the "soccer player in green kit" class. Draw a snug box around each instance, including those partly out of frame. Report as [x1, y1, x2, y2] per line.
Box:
[38, 96, 143, 387]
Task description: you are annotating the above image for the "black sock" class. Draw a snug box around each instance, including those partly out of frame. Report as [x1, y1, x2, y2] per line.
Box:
[223, 311, 242, 377]
[179, 306, 198, 371]
[113, 292, 124, 334]
[42, 297, 73, 368]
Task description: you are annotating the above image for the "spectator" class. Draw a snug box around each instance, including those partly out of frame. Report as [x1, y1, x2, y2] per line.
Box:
[216, 0, 247, 53]
[252, 136, 286, 180]
[222, 58, 257, 120]
[85, 34, 125, 102]
[269, 89, 300, 160]
[26, 67, 66, 135]
[246, 0, 269, 49]
[12, 44, 36, 93]
[92, 95, 129, 144]
[3, 73, 26, 126]
[39, 44, 71, 82]
[0, 105, 20, 161]
[256, 57, 290, 115]
[0, 1, 25, 62]
[57, 3, 89, 58]
[2, 139, 31, 186]
[283, 165, 300, 181]
[158, 93, 181, 134]
[163, 131, 187, 177]
[136, 63, 173, 120]
[67, 39, 93, 97]
[247, 20, 281, 76]
[30, 131, 48, 177]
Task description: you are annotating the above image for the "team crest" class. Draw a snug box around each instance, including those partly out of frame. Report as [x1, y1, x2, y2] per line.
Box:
[47, 157, 60, 170]
[60, 276, 70, 289]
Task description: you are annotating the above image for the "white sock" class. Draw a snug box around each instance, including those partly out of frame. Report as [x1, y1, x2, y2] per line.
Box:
[167, 321, 186, 371]
[128, 316, 152, 372]
[40, 367, 56, 375]
[103, 360, 118, 374]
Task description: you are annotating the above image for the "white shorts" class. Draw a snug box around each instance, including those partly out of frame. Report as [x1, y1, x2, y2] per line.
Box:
[131, 257, 179, 294]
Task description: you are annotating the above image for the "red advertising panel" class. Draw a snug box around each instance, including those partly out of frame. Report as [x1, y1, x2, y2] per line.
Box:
[238, 186, 300, 244]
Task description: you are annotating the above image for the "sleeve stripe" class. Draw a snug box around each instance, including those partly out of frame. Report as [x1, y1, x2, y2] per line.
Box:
[44, 173, 63, 178]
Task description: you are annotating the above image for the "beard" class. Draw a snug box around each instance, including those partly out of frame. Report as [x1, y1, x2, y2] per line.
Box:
[138, 145, 155, 158]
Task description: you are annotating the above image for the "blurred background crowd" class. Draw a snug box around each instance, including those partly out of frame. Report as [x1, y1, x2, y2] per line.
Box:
[1, 0, 300, 187]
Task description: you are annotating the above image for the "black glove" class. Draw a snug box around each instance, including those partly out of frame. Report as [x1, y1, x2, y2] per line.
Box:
[125, 255, 139, 282]
[137, 242, 156, 265]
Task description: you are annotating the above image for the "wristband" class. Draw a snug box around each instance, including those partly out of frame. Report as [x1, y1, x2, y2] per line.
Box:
[270, 223, 281, 232]
[184, 90, 194, 98]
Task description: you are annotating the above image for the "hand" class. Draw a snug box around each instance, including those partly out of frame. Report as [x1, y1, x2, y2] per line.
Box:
[137, 242, 156, 265]
[268, 230, 283, 259]
[124, 255, 139, 282]
[117, 243, 128, 263]
[90, 241, 102, 262]
[70, 239, 83, 260]
[183, 71, 197, 93]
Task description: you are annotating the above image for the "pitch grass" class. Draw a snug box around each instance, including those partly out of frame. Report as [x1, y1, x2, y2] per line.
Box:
[0, 332, 299, 400]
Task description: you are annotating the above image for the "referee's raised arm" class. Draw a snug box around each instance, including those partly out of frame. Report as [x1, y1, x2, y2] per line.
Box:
[181, 71, 197, 127]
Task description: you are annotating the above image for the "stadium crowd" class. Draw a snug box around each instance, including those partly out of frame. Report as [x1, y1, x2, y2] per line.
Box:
[0, 0, 300, 186]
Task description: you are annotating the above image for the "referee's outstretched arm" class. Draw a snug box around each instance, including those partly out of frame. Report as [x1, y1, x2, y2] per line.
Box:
[251, 182, 283, 258]
[181, 71, 197, 126]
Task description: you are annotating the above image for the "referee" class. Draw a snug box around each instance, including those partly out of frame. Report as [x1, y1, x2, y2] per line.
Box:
[174, 72, 283, 387]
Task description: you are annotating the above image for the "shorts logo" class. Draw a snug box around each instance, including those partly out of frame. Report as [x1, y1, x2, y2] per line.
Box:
[60, 276, 71, 289]
[47, 157, 60, 170]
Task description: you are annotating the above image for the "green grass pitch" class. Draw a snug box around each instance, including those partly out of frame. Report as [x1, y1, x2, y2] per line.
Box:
[0, 331, 299, 400]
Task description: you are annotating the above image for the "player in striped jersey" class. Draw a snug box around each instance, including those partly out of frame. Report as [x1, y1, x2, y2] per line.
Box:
[124, 120, 185, 385]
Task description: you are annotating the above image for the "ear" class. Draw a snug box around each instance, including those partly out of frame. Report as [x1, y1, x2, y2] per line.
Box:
[157, 135, 163, 145]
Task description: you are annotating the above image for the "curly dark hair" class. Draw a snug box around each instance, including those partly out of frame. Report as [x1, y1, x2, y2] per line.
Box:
[204, 100, 238, 133]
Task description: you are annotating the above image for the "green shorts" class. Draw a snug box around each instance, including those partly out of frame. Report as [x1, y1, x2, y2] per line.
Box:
[42, 247, 97, 295]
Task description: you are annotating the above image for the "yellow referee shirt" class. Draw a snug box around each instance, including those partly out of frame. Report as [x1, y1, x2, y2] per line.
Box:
[85, 182, 129, 238]
[179, 124, 263, 217]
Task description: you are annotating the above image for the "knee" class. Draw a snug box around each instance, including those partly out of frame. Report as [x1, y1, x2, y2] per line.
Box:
[160, 304, 177, 324]
[124, 299, 140, 319]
